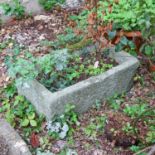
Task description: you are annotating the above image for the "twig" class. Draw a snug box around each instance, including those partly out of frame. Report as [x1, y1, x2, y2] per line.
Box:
[133, 145, 153, 155]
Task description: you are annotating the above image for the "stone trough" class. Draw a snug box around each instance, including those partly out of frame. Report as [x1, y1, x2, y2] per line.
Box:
[0, 119, 31, 155]
[18, 51, 139, 120]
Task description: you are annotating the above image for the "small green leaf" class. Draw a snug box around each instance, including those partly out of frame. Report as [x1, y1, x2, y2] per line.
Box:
[30, 120, 37, 127]
[120, 37, 128, 45]
[28, 112, 35, 120]
[144, 45, 153, 56]
[21, 119, 29, 127]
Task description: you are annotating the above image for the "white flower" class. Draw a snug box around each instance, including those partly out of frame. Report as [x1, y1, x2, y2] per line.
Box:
[94, 61, 99, 68]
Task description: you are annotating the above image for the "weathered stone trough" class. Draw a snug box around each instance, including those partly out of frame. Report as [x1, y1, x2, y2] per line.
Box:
[0, 119, 31, 155]
[18, 51, 139, 120]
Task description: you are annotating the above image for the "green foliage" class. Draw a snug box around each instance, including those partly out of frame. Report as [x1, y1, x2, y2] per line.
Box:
[0, 86, 44, 136]
[130, 145, 145, 155]
[134, 74, 145, 86]
[130, 146, 147, 155]
[146, 131, 155, 144]
[123, 102, 155, 144]
[4, 82, 17, 98]
[6, 47, 70, 87]
[49, 28, 83, 49]
[38, 136, 51, 151]
[0, 0, 25, 19]
[107, 94, 125, 110]
[0, 41, 9, 52]
[122, 122, 137, 135]
[36, 48, 70, 83]
[84, 123, 97, 138]
[138, 108, 155, 144]
[70, 10, 89, 30]
[99, 0, 155, 56]
[0, 18, 2, 27]
[115, 36, 137, 56]
[84, 115, 107, 138]
[8, 58, 38, 85]
[85, 63, 113, 76]
[46, 104, 79, 139]
[94, 99, 102, 110]
[58, 149, 78, 155]
[39, 52, 113, 92]
[151, 72, 155, 81]
[39, 0, 65, 11]
[123, 103, 148, 118]
[7, 45, 113, 92]
[100, 0, 155, 31]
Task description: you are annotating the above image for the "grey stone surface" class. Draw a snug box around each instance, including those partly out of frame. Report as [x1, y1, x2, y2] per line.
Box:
[18, 51, 139, 120]
[64, 0, 84, 8]
[0, 119, 31, 155]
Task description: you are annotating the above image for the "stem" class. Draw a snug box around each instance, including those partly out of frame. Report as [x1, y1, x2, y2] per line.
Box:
[133, 145, 153, 155]
[132, 107, 155, 138]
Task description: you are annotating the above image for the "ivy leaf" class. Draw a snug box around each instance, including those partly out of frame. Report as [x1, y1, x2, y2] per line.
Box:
[21, 118, 29, 127]
[30, 120, 37, 127]
[28, 112, 35, 120]
[115, 43, 123, 52]
[69, 15, 78, 20]
[4, 83, 16, 98]
[120, 37, 128, 45]
[144, 45, 153, 56]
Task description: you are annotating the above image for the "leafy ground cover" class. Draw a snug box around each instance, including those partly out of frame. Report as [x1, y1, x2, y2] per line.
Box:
[7, 45, 115, 92]
[0, 62, 154, 155]
[0, 0, 155, 155]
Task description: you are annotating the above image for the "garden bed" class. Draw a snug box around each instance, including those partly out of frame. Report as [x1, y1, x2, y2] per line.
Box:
[18, 51, 139, 119]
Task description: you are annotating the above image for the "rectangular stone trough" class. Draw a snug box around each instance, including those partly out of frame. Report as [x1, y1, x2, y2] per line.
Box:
[18, 51, 139, 120]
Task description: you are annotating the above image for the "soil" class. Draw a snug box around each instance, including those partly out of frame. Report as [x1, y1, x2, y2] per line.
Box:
[104, 112, 149, 148]
[0, 136, 9, 155]
[105, 112, 138, 147]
